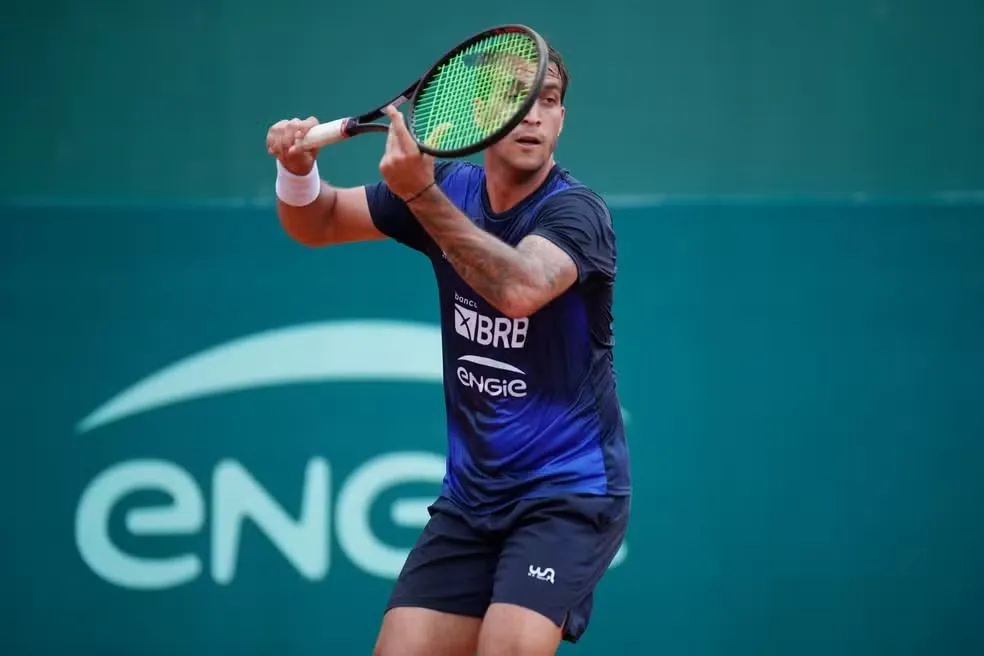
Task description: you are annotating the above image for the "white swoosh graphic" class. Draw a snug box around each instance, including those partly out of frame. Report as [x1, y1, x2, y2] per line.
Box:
[76, 320, 444, 433]
[457, 355, 525, 375]
[77, 319, 634, 434]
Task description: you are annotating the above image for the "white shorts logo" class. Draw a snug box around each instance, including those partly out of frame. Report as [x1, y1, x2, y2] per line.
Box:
[453, 294, 528, 349]
[528, 565, 556, 583]
[456, 355, 527, 398]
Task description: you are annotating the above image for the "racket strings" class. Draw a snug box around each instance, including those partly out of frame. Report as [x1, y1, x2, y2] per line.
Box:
[413, 33, 540, 151]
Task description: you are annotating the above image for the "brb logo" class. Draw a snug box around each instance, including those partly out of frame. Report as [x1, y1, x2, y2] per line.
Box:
[453, 291, 528, 349]
[453, 292, 528, 398]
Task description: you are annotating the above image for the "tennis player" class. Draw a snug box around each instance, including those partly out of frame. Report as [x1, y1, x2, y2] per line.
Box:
[266, 44, 630, 656]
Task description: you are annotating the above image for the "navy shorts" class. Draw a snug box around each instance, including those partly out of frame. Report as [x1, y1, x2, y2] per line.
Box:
[386, 492, 630, 643]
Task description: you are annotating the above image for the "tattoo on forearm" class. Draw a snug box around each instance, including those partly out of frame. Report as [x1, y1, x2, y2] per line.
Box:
[408, 187, 532, 311]
[445, 239, 525, 309]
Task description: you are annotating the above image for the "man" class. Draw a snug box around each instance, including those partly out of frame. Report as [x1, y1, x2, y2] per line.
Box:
[266, 43, 630, 656]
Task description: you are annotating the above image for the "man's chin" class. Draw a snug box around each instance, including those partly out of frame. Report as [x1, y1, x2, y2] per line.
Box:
[504, 149, 549, 172]
[487, 142, 552, 173]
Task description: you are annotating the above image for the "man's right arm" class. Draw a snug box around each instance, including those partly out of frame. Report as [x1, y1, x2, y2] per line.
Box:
[276, 179, 384, 248]
[268, 116, 385, 248]
[269, 116, 433, 252]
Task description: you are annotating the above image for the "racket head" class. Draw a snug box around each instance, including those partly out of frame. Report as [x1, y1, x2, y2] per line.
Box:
[407, 25, 550, 158]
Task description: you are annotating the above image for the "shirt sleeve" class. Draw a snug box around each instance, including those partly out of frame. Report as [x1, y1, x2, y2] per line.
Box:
[530, 187, 617, 283]
[364, 160, 457, 254]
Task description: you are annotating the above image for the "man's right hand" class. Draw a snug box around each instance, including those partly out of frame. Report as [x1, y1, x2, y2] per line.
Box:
[267, 117, 320, 175]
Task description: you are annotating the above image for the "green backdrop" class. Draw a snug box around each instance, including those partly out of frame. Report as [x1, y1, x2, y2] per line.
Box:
[2, 1, 983, 654]
[2, 200, 982, 655]
[1, 0, 982, 201]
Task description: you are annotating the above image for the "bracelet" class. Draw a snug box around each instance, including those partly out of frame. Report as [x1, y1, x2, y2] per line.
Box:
[404, 181, 435, 205]
[276, 160, 322, 207]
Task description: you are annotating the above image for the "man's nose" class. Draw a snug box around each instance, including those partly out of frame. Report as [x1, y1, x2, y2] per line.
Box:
[522, 103, 542, 125]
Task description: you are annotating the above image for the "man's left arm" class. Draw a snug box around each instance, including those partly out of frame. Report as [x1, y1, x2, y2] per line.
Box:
[407, 186, 615, 318]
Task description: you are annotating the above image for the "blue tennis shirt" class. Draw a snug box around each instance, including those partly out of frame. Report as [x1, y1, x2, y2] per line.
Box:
[365, 161, 631, 513]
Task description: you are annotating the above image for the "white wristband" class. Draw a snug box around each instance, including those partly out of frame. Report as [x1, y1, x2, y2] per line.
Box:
[275, 160, 322, 206]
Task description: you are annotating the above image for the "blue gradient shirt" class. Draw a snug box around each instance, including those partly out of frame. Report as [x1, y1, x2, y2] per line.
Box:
[366, 161, 631, 513]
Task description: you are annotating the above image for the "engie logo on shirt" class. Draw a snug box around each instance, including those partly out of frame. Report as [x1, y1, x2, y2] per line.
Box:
[453, 292, 528, 349]
[453, 292, 529, 398]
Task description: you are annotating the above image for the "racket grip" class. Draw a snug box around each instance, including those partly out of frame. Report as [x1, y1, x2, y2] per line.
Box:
[301, 118, 351, 149]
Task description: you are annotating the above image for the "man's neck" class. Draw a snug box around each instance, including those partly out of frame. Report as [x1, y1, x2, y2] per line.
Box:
[483, 157, 556, 214]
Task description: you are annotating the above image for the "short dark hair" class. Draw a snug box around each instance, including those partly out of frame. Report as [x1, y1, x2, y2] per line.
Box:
[547, 43, 570, 102]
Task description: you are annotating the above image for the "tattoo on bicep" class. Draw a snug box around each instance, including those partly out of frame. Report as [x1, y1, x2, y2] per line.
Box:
[518, 236, 577, 295]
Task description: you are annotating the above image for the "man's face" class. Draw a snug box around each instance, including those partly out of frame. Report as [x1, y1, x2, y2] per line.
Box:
[474, 61, 566, 174]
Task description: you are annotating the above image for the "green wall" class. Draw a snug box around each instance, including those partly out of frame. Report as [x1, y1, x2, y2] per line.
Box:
[3, 2, 983, 654]
[2, 201, 982, 654]
[1, 0, 982, 201]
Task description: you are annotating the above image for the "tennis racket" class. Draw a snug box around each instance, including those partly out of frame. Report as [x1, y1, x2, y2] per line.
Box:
[300, 24, 549, 158]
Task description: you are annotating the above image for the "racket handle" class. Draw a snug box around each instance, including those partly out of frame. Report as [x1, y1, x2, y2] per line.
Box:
[301, 118, 351, 149]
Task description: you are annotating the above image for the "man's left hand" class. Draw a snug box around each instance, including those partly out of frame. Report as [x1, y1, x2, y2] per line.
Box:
[379, 105, 450, 201]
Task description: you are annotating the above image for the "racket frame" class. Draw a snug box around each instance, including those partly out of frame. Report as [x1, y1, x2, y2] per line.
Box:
[300, 24, 549, 158]
[408, 24, 550, 158]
